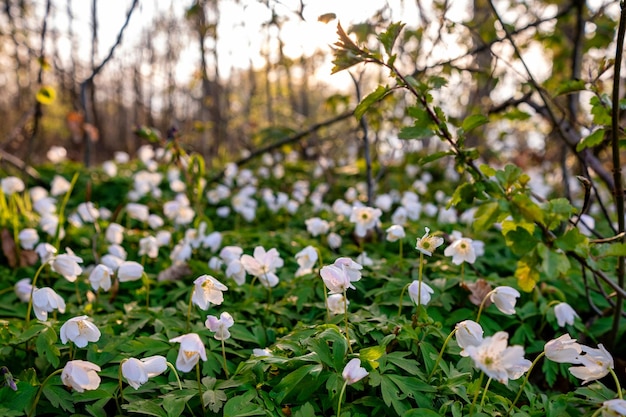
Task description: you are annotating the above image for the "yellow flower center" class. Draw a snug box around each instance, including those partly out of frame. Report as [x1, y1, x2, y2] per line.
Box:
[183, 350, 196, 359]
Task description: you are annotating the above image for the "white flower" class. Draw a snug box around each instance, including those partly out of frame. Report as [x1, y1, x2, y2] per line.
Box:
[455, 320, 484, 357]
[295, 246, 318, 277]
[169, 333, 207, 372]
[205, 312, 234, 340]
[156, 230, 171, 246]
[333, 258, 362, 282]
[15, 278, 34, 302]
[77, 202, 99, 223]
[108, 244, 127, 260]
[240, 246, 283, 288]
[554, 302, 579, 327]
[225, 259, 246, 286]
[51, 252, 83, 282]
[602, 399, 626, 417]
[18, 228, 39, 250]
[374, 194, 393, 212]
[408, 280, 434, 306]
[32, 287, 66, 321]
[342, 358, 368, 385]
[117, 261, 144, 282]
[203, 231, 222, 252]
[544, 334, 582, 364]
[47, 146, 67, 163]
[102, 160, 117, 177]
[464, 331, 531, 385]
[101, 254, 124, 271]
[192, 275, 228, 310]
[147, 214, 164, 229]
[34, 197, 57, 215]
[1, 176, 25, 195]
[490, 286, 520, 315]
[349, 206, 382, 238]
[391, 207, 408, 226]
[35, 243, 57, 263]
[105, 223, 125, 245]
[356, 252, 373, 267]
[61, 360, 101, 392]
[320, 264, 355, 294]
[89, 264, 113, 292]
[444, 237, 477, 265]
[139, 236, 159, 259]
[569, 344, 614, 384]
[170, 241, 192, 265]
[220, 246, 243, 265]
[252, 348, 272, 357]
[327, 294, 349, 315]
[208, 257, 223, 270]
[60, 315, 101, 348]
[305, 217, 330, 237]
[415, 227, 444, 256]
[121, 356, 167, 389]
[385, 225, 406, 243]
[327, 232, 342, 249]
[126, 203, 150, 222]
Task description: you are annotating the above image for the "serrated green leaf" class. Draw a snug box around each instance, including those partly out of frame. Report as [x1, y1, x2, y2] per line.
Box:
[505, 227, 538, 256]
[473, 201, 500, 232]
[555, 79, 586, 96]
[123, 399, 167, 417]
[537, 244, 571, 278]
[378, 22, 405, 58]
[294, 402, 316, 417]
[420, 151, 454, 166]
[43, 384, 75, 413]
[36, 327, 60, 368]
[479, 164, 496, 177]
[461, 114, 489, 133]
[576, 129, 605, 152]
[398, 125, 433, 140]
[223, 390, 265, 417]
[270, 364, 323, 404]
[354, 86, 389, 120]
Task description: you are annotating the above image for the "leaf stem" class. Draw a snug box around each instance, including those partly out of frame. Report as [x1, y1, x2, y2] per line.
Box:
[428, 328, 457, 379]
[221, 338, 229, 378]
[28, 368, 63, 417]
[336, 380, 348, 417]
[510, 351, 544, 413]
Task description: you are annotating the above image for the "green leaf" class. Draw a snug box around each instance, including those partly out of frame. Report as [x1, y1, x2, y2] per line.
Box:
[270, 364, 323, 404]
[576, 129, 605, 152]
[360, 345, 385, 369]
[473, 201, 500, 232]
[378, 22, 405, 57]
[461, 114, 489, 133]
[505, 227, 538, 256]
[294, 402, 316, 417]
[537, 244, 571, 278]
[36, 327, 60, 368]
[386, 352, 424, 377]
[596, 242, 626, 257]
[555, 79, 586, 96]
[419, 151, 454, 166]
[43, 384, 75, 413]
[354, 86, 389, 120]
[223, 390, 265, 417]
[123, 400, 167, 417]
[405, 410, 441, 416]
[479, 164, 496, 177]
[398, 125, 433, 140]
[590, 95, 612, 125]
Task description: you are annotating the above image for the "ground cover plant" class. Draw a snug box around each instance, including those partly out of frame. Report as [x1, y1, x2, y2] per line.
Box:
[2, 11, 626, 417]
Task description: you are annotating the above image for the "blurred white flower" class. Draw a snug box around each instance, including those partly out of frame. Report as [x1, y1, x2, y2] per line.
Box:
[29, 186, 48, 202]
[169, 333, 207, 372]
[349, 206, 382, 238]
[51, 252, 83, 282]
[385, 225, 406, 243]
[147, 214, 164, 229]
[544, 334, 582, 364]
[305, 217, 330, 237]
[101, 254, 124, 271]
[60, 315, 101, 348]
[105, 223, 125, 245]
[220, 246, 243, 265]
[374, 194, 393, 212]
[47, 146, 67, 163]
[602, 399, 626, 417]
[327, 232, 342, 250]
[444, 237, 477, 265]
[34, 197, 57, 215]
[205, 312, 234, 340]
[342, 358, 368, 385]
[102, 160, 117, 177]
[77, 202, 99, 223]
[327, 293, 349, 315]
[391, 207, 408, 226]
[320, 264, 354, 294]
[126, 203, 150, 222]
[455, 320, 484, 357]
[89, 264, 113, 292]
[170, 241, 192, 265]
[333, 258, 362, 282]
[192, 275, 228, 310]
[203, 231, 222, 252]
[415, 227, 444, 256]
[1, 176, 25, 195]
[15, 278, 34, 302]
[464, 331, 531, 385]
[356, 252, 373, 267]
[408, 280, 434, 306]
[121, 356, 167, 389]
[61, 360, 101, 392]
[240, 246, 283, 288]
[18, 228, 39, 250]
[50, 175, 71, 196]
[32, 287, 66, 321]
[490, 286, 520, 315]
[569, 344, 614, 384]
[35, 243, 56, 263]
[295, 246, 318, 277]
[575, 214, 595, 237]
[554, 302, 579, 327]
[139, 236, 159, 259]
[117, 261, 144, 282]
[114, 151, 130, 164]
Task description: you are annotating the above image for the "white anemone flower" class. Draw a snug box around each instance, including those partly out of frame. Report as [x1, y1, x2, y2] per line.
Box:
[121, 356, 167, 389]
[455, 320, 484, 357]
[569, 344, 614, 384]
[385, 225, 406, 242]
[490, 286, 520, 315]
[320, 264, 354, 294]
[349, 206, 382, 238]
[61, 360, 101, 392]
[444, 237, 477, 265]
[169, 333, 207, 373]
[554, 302, 579, 327]
[18, 228, 39, 250]
[89, 264, 113, 292]
[295, 246, 318, 277]
[415, 227, 444, 256]
[240, 246, 283, 288]
[32, 287, 66, 321]
[50, 252, 83, 282]
[117, 261, 144, 282]
[191, 275, 228, 310]
[105, 223, 125, 245]
[205, 312, 234, 340]
[327, 293, 349, 315]
[601, 399, 626, 417]
[408, 280, 434, 306]
[305, 217, 330, 237]
[544, 334, 582, 364]
[342, 358, 368, 385]
[60, 316, 101, 348]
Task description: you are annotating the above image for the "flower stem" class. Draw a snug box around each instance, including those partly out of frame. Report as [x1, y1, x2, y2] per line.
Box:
[343, 289, 352, 354]
[166, 362, 183, 389]
[118, 359, 127, 410]
[28, 368, 63, 417]
[397, 283, 410, 317]
[196, 361, 206, 414]
[25, 261, 50, 325]
[336, 380, 348, 417]
[470, 371, 484, 415]
[417, 253, 424, 309]
[475, 289, 496, 324]
[221, 338, 229, 378]
[509, 351, 545, 413]
[54, 172, 80, 248]
[428, 328, 457, 379]
[186, 288, 194, 332]
[480, 377, 492, 407]
[143, 272, 150, 308]
[10, 195, 21, 263]
[609, 368, 624, 399]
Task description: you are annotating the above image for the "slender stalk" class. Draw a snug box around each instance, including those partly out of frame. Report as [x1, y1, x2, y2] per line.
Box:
[186, 288, 195, 332]
[609, 1, 626, 349]
[118, 359, 127, 410]
[417, 252, 424, 309]
[166, 362, 183, 389]
[510, 351, 545, 413]
[10, 195, 21, 263]
[316, 248, 330, 322]
[28, 368, 63, 417]
[343, 289, 352, 354]
[336, 380, 349, 417]
[397, 282, 411, 316]
[143, 272, 150, 308]
[196, 361, 205, 414]
[221, 338, 229, 378]
[475, 289, 496, 324]
[480, 377, 492, 407]
[470, 372, 484, 415]
[54, 172, 80, 248]
[25, 262, 50, 325]
[428, 328, 457, 379]
[609, 368, 624, 400]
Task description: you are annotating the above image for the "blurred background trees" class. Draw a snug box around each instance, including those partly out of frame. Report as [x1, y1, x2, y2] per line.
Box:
[0, 0, 621, 188]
